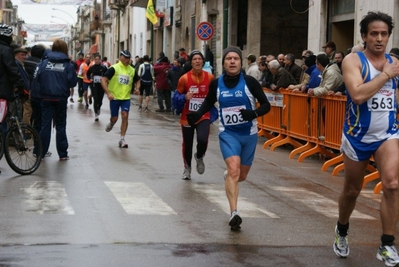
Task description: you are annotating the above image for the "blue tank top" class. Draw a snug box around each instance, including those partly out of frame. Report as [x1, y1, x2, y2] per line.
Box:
[343, 52, 398, 143]
[217, 73, 258, 135]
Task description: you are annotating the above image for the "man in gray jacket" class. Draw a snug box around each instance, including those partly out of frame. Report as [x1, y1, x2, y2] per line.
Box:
[307, 53, 343, 97]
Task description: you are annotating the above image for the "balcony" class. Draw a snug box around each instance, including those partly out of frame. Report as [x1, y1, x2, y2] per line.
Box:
[108, 0, 129, 10]
[90, 19, 101, 31]
[5, 0, 13, 8]
[128, 0, 146, 8]
[78, 32, 90, 42]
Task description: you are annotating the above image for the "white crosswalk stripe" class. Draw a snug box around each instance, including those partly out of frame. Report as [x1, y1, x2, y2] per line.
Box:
[18, 181, 378, 220]
[192, 183, 280, 218]
[20, 181, 75, 215]
[105, 181, 177, 215]
[270, 186, 376, 220]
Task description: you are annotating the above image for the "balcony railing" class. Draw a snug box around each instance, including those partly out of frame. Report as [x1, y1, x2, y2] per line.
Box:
[109, 0, 129, 10]
[90, 20, 101, 31]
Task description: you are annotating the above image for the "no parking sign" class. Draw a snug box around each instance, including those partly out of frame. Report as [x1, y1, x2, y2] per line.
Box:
[196, 22, 214, 41]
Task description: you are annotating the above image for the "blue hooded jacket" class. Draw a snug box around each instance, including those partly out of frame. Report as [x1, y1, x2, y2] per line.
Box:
[34, 51, 77, 100]
[305, 64, 322, 91]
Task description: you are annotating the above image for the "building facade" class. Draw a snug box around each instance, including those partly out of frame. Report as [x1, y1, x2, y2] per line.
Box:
[2, 0, 399, 75]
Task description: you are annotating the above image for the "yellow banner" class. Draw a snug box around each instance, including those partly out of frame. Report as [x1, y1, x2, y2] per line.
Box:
[146, 0, 158, 25]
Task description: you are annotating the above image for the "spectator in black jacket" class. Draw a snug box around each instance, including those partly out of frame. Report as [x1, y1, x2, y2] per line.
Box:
[25, 44, 46, 134]
[0, 24, 25, 136]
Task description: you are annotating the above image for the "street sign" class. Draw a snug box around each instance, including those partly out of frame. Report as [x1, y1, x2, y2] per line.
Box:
[196, 22, 214, 41]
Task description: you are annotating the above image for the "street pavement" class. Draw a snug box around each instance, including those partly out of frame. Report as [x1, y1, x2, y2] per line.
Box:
[0, 92, 386, 267]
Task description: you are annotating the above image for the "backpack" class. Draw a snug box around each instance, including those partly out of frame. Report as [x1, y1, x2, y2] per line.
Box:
[140, 63, 153, 85]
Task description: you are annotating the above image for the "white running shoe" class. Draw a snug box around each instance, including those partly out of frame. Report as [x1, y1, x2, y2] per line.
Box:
[229, 210, 242, 231]
[119, 139, 128, 148]
[377, 245, 399, 266]
[105, 122, 114, 132]
[194, 153, 205, 174]
[182, 167, 191, 180]
[333, 226, 349, 258]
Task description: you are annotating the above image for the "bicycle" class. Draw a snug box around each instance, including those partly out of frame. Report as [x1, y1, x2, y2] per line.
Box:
[0, 92, 42, 175]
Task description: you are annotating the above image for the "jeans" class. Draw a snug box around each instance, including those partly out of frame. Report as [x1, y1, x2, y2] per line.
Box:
[31, 97, 42, 135]
[40, 98, 68, 158]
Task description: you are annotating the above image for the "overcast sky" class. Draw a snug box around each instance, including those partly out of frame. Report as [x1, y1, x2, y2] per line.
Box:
[13, 0, 80, 25]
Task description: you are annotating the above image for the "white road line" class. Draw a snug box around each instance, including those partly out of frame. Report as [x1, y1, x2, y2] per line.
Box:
[105, 182, 177, 215]
[20, 181, 75, 215]
[192, 183, 279, 218]
[270, 186, 376, 220]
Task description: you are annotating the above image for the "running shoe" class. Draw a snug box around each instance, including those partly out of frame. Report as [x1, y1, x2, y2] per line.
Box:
[333, 225, 349, 258]
[229, 210, 242, 231]
[85, 104, 89, 109]
[223, 170, 228, 181]
[144, 107, 149, 113]
[45, 152, 52, 157]
[105, 122, 114, 132]
[119, 139, 128, 148]
[138, 106, 142, 112]
[59, 156, 69, 161]
[182, 167, 191, 180]
[194, 153, 205, 174]
[95, 114, 99, 122]
[78, 97, 83, 103]
[377, 245, 399, 266]
[69, 98, 74, 103]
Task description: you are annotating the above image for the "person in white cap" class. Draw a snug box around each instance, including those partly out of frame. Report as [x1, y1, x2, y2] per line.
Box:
[101, 50, 140, 148]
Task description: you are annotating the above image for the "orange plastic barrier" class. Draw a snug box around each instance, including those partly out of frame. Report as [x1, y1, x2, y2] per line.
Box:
[257, 88, 381, 194]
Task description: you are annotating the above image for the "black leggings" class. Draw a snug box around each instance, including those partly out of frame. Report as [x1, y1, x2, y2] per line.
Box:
[92, 83, 104, 114]
[181, 119, 211, 168]
[78, 77, 83, 98]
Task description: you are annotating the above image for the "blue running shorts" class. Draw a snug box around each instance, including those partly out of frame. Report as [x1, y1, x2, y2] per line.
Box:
[82, 82, 90, 92]
[219, 131, 258, 166]
[109, 99, 131, 117]
[341, 133, 399, 161]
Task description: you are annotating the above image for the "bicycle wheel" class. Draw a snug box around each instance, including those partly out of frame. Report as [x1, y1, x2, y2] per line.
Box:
[4, 124, 42, 175]
[0, 131, 4, 161]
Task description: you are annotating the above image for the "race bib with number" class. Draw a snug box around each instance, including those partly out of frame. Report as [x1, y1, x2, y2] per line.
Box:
[93, 75, 102, 83]
[118, 74, 130, 85]
[188, 98, 204, 111]
[367, 82, 395, 112]
[222, 105, 246, 126]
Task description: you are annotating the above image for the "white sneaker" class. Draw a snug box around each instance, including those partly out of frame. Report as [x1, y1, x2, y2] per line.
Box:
[182, 167, 191, 180]
[229, 210, 242, 231]
[105, 122, 114, 132]
[377, 245, 399, 266]
[119, 139, 128, 148]
[194, 153, 205, 174]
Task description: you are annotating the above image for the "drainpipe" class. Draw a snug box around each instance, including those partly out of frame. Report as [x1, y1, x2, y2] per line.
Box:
[117, 0, 120, 54]
[101, 0, 105, 57]
[223, 0, 228, 49]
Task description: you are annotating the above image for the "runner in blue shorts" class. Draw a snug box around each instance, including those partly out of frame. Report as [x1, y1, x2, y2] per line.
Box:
[101, 50, 140, 148]
[333, 11, 399, 266]
[187, 47, 271, 231]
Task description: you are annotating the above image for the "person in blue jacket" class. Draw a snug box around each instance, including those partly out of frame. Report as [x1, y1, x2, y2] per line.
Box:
[293, 55, 321, 93]
[34, 39, 77, 160]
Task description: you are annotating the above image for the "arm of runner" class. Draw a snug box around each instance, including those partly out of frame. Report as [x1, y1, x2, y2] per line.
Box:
[344, 54, 399, 105]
